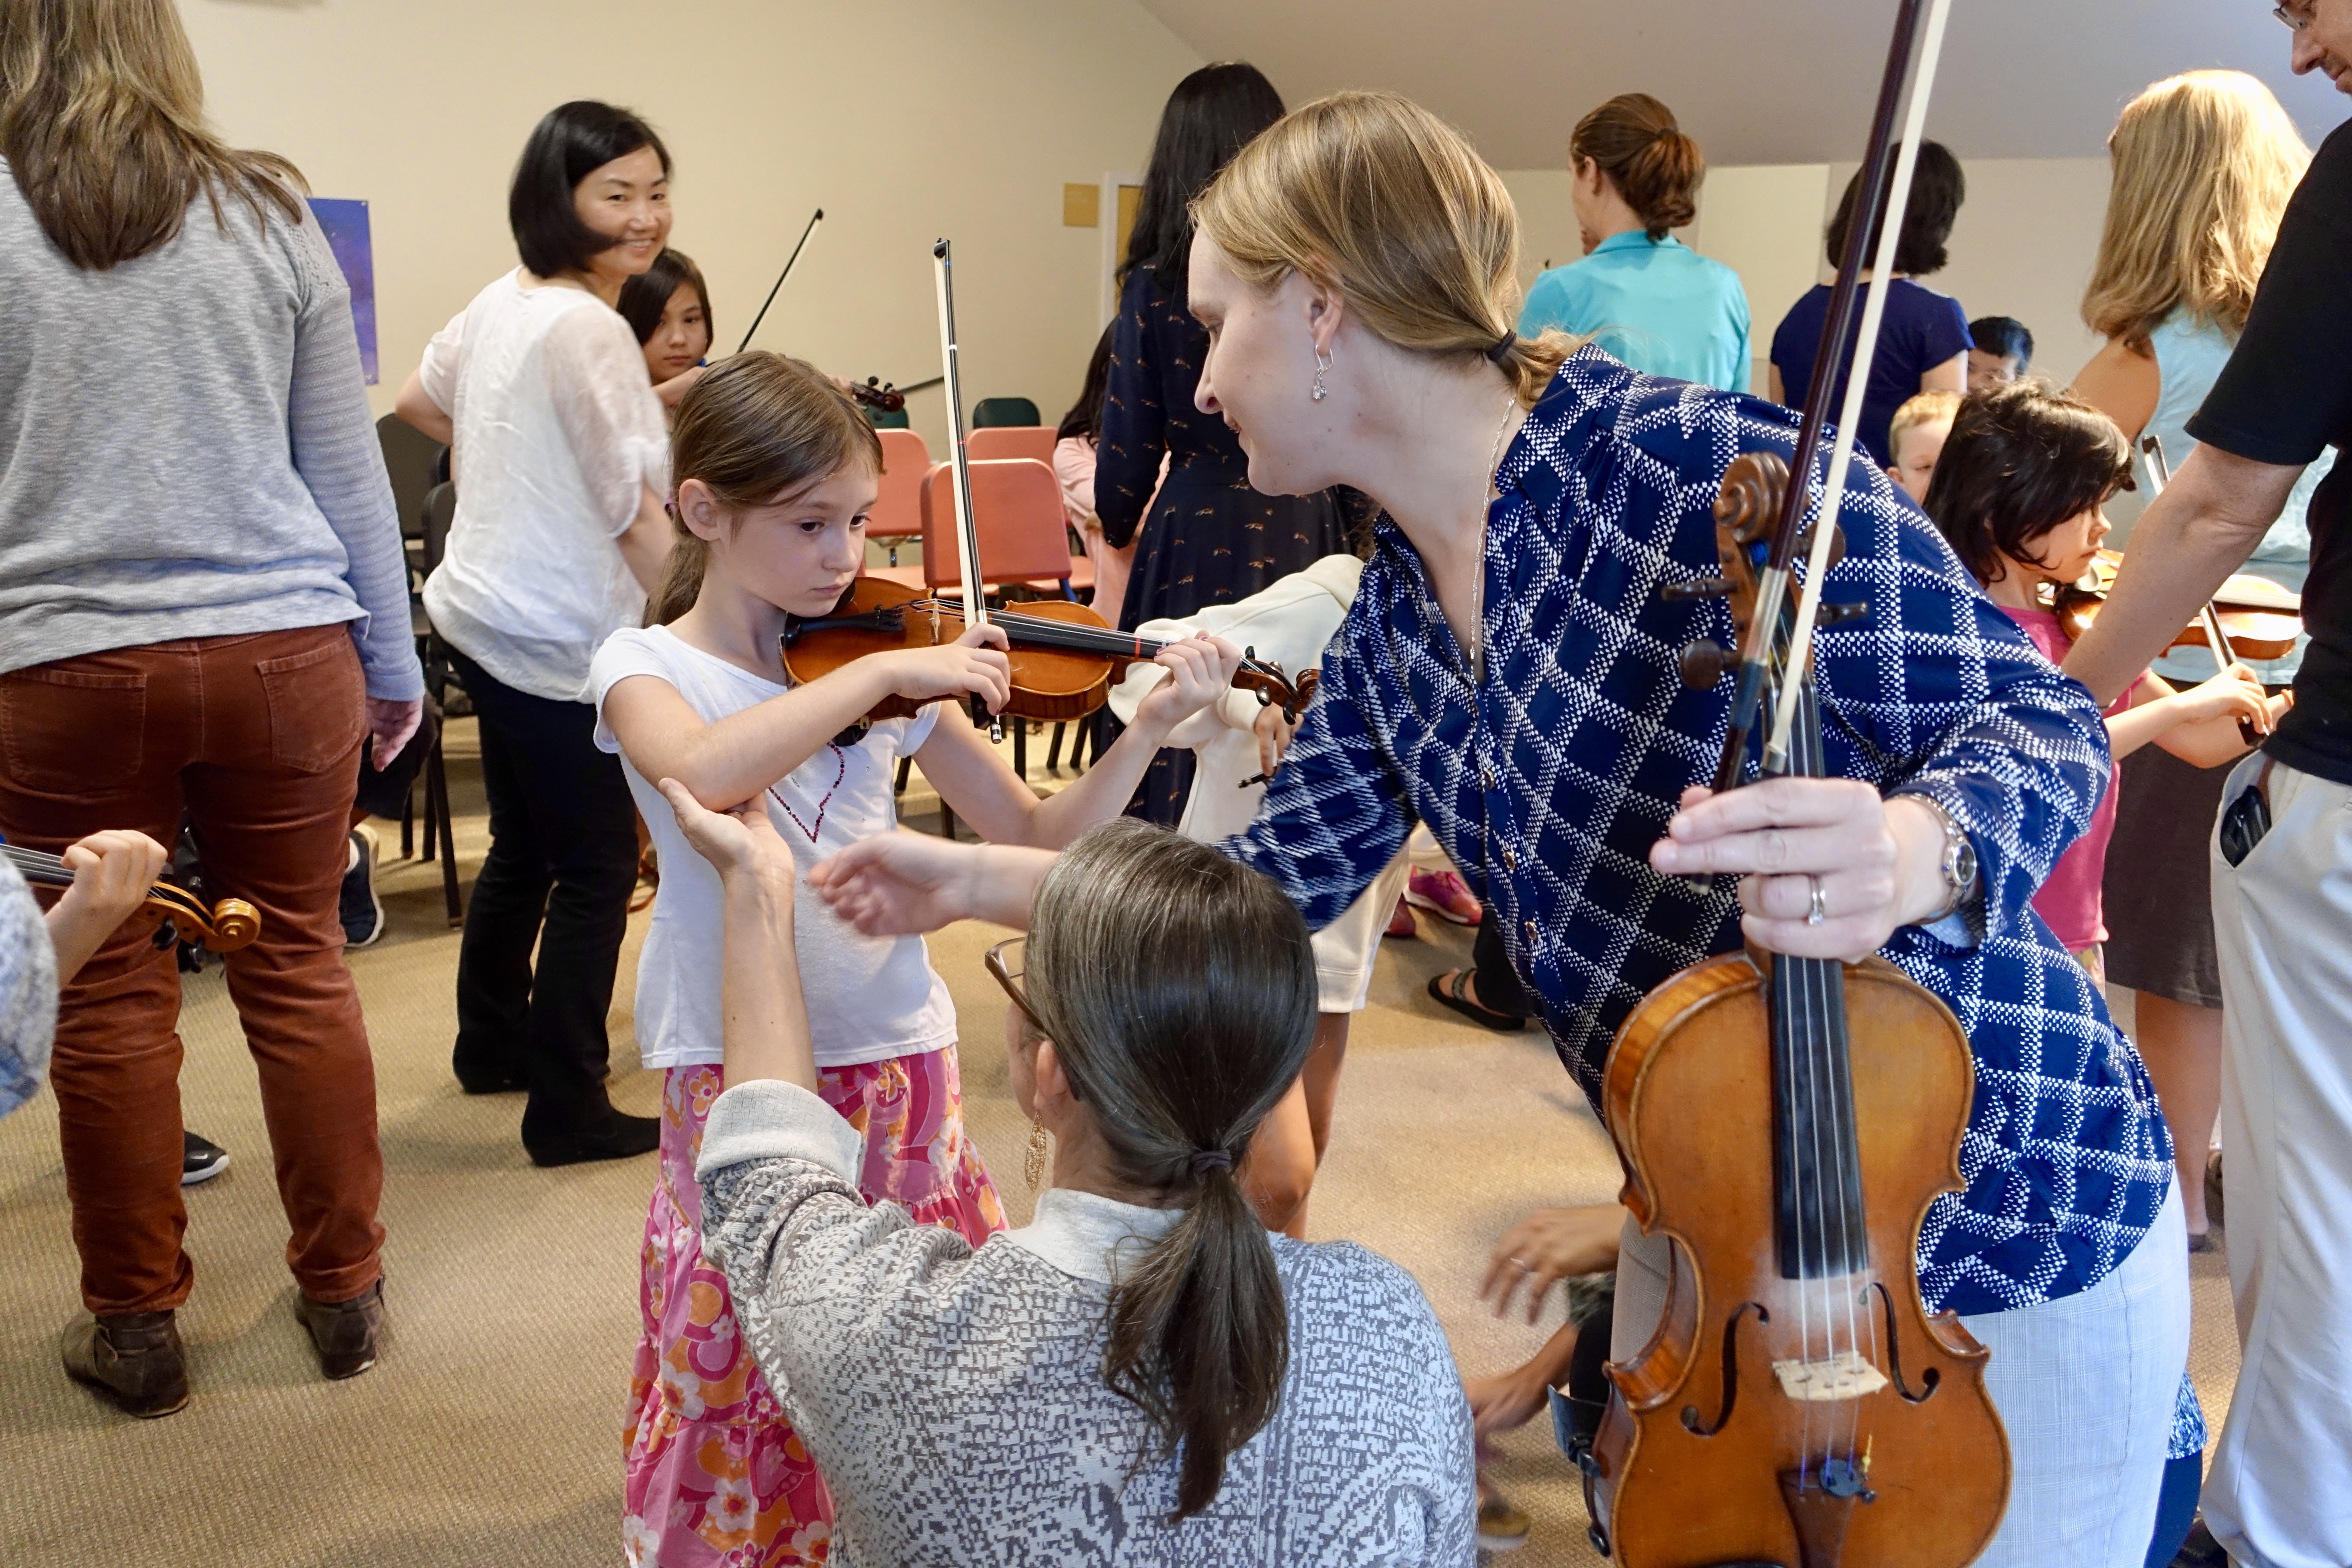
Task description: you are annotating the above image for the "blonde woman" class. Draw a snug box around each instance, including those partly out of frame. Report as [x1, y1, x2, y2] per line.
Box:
[0, 0, 420, 1411]
[814, 91, 2186, 1567]
[2071, 71, 2329, 1258]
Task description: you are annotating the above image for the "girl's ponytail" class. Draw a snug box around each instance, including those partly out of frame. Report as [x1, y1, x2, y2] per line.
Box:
[652, 352, 882, 624]
[1024, 820, 1320, 1519]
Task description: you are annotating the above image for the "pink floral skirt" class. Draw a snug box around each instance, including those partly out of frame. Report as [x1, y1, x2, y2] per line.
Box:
[622, 1050, 1005, 1566]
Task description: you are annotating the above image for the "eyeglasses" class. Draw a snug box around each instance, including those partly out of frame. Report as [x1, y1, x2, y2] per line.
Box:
[2275, 3, 2314, 31]
[984, 936, 1041, 1032]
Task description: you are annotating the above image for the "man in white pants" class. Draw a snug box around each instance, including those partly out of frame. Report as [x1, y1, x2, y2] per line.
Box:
[2066, 6, 2352, 1559]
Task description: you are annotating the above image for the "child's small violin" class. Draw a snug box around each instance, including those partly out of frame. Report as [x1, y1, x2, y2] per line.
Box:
[2047, 548, 2300, 662]
[779, 577, 1316, 728]
[4, 843, 260, 952]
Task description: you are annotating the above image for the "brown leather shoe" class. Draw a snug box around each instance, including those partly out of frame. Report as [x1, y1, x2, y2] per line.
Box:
[295, 1278, 386, 1380]
[61, 1309, 190, 1418]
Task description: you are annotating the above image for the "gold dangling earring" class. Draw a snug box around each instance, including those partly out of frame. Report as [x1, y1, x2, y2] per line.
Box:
[1024, 1122, 1050, 1190]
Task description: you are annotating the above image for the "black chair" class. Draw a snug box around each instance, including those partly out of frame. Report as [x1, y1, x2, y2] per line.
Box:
[971, 396, 1040, 428]
[399, 481, 463, 925]
[377, 412, 447, 577]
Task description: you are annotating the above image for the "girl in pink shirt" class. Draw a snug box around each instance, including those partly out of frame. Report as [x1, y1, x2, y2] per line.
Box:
[1923, 381, 2288, 975]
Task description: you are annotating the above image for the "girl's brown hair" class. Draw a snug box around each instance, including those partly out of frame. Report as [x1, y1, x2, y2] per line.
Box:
[1022, 818, 1319, 1519]
[2081, 71, 2308, 352]
[0, 0, 307, 270]
[648, 352, 882, 625]
[1571, 93, 1703, 241]
[1921, 380, 2132, 588]
[1192, 89, 1586, 408]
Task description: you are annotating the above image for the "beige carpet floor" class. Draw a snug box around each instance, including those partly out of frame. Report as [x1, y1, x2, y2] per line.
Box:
[0, 719, 2240, 1566]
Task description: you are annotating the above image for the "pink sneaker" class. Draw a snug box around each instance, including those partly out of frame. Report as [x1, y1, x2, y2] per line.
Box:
[1406, 868, 1482, 926]
[1386, 897, 1418, 939]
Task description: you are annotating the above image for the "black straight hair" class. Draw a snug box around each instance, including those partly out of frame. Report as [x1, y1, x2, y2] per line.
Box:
[509, 100, 670, 279]
[1968, 314, 2034, 370]
[618, 248, 713, 348]
[1921, 379, 2133, 588]
[1825, 139, 1964, 276]
[1121, 62, 1285, 298]
[1057, 321, 1117, 442]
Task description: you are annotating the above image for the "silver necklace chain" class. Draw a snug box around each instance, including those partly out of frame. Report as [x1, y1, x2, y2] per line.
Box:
[1468, 393, 1517, 685]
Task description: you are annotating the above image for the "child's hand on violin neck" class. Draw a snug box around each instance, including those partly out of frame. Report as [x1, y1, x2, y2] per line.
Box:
[2178, 664, 2274, 732]
[1648, 779, 1951, 963]
[1128, 633, 1244, 738]
[880, 622, 1013, 712]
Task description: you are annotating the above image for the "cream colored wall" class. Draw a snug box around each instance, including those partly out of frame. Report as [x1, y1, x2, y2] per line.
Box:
[180, 0, 1202, 449]
[1503, 156, 2114, 404]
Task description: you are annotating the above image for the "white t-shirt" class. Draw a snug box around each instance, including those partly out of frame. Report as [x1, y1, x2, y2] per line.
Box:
[591, 625, 956, 1071]
[421, 270, 668, 702]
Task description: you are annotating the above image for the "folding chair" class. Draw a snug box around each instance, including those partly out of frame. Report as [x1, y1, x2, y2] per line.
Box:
[971, 396, 1040, 428]
[870, 428, 929, 567]
[404, 482, 463, 925]
[965, 425, 1057, 466]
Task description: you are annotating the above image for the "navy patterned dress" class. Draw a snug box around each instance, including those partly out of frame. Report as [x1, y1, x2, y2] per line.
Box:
[1097, 263, 1347, 824]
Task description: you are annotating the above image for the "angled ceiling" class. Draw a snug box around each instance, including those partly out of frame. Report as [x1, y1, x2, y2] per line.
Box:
[1134, 0, 2347, 168]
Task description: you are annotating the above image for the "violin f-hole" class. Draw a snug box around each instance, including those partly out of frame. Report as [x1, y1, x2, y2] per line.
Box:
[1681, 1300, 1769, 1437]
[1871, 1280, 1941, 1404]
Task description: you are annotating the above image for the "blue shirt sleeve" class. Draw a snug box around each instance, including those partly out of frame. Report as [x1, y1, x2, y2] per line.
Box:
[1220, 615, 1415, 929]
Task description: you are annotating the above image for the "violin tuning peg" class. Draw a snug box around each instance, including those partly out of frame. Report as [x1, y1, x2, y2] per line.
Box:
[1660, 576, 1735, 602]
[1817, 600, 1870, 627]
[1679, 640, 1738, 690]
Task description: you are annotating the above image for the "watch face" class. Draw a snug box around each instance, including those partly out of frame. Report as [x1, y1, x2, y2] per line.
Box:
[1954, 837, 1978, 890]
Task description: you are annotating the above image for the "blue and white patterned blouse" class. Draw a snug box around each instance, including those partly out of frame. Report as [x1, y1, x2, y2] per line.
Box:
[1225, 348, 2173, 1319]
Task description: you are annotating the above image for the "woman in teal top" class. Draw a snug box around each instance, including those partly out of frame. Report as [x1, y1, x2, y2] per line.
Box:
[1516, 93, 1749, 392]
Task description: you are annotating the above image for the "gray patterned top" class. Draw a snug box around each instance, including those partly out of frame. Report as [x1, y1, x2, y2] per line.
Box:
[0, 855, 57, 1118]
[698, 1079, 1476, 1565]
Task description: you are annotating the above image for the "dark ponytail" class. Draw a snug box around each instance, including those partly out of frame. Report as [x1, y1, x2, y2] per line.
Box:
[1023, 819, 1319, 1519]
[1570, 92, 1703, 240]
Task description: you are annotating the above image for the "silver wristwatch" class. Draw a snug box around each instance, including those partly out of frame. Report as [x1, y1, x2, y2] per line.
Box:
[1912, 795, 1979, 924]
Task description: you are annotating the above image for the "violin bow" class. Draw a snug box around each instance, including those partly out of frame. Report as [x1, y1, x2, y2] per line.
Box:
[2139, 435, 2241, 675]
[932, 238, 1001, 741]
[1711, 0, 1956, 787]
[735, 207, 824, 356]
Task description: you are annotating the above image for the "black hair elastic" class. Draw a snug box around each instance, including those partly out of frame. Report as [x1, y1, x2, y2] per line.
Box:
[1188, 1148, 1234, 1178]
[1485, 330, 1518, 365]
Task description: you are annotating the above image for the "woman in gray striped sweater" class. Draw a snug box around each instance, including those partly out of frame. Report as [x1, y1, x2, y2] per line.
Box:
[662, 784, 1474, 1565]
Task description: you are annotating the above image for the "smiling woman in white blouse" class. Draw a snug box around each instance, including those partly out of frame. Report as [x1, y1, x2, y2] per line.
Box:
[662, 789, 1475, 1565]
[395, 100, 675, 1166]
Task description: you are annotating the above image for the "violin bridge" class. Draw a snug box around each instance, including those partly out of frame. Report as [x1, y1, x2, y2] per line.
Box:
[1771, 1350, 1889, 1403]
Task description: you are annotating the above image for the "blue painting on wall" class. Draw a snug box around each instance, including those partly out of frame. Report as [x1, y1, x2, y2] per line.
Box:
[307, 197, 377, 385]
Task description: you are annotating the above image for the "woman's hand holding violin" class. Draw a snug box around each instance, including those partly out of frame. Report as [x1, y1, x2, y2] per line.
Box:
[1648, 778, 1955, 964]
[876, 622, 1013, 714]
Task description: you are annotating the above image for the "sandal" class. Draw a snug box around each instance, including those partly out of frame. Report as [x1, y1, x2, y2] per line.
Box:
[1429, 969, 1525, 1032]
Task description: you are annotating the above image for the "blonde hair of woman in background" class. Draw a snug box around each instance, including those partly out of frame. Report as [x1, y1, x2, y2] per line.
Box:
[0, 0, 307, 268]
[2071, 67, 2324, 1260]
[2081, 69, 2310, 354]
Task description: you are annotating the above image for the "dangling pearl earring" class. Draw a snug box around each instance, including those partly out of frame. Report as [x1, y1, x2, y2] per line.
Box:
[1024, 1122, 1051, 1190]
[1311, 346, 1333, 402]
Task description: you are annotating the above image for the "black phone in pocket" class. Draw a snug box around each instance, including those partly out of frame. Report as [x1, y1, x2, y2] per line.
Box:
[2219, 766, 2273, 868]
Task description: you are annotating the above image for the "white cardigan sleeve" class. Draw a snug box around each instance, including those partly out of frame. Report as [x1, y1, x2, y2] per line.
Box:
[542, 305, 670, 538]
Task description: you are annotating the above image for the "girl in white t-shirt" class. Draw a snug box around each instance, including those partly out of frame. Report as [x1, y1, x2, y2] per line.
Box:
[592, 352, 1237, 1568]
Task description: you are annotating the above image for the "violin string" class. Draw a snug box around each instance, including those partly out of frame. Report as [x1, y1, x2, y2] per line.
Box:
[1810, 701, 1866, 1478]
[1770, 665, 1817, 1491]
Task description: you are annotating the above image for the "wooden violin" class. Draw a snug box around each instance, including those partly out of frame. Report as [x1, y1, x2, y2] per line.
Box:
[1586, 4, 2009, 1562]
[3, 843, 260, 953]
[2048, 436, 2302, 663]
[780, 576, 1315, 726]
[845, 377, 906, 414]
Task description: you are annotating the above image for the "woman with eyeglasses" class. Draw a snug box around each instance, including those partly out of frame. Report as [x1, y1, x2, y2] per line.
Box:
[659, 787, 1473, 1561]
